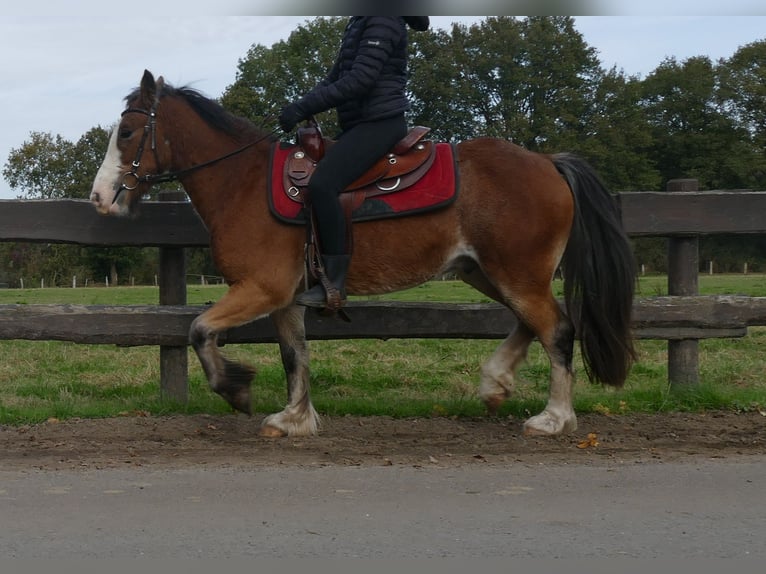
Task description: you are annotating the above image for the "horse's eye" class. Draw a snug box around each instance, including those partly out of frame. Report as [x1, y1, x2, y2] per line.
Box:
[119, 128, 133, 140]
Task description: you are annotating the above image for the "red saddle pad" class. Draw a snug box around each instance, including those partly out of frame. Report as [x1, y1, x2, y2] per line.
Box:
[268, 142, 458, 225]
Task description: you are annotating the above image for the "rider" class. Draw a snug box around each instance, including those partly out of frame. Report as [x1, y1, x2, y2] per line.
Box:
[278, 16, 430, 309]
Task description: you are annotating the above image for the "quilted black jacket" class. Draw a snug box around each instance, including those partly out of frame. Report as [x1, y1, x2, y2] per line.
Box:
[294, 16, 428, 131]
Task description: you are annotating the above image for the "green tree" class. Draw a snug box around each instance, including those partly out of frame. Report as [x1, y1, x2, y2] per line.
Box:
[578, 68, 661, 191]
[409, 16, 604, 151]
[1, 125, 161, 285]
[3, 126, 111, 199]
[3, 132, 75, 199]
[221, 17, 346, 133]
[717, 40, 766, 189]
[513, 16, 602, 152]
[407, 24, 479, 141]
[640, 56, 753, 189]
[70, 127, 113, 199]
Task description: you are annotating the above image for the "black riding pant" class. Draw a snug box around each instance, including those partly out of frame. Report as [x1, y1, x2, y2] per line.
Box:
[308, 114, 407, 255]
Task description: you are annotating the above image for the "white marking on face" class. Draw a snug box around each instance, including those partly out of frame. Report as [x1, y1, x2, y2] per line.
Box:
[90, 127, 123, 214]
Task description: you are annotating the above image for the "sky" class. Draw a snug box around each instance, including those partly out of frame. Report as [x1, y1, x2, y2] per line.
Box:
[1, 3, 765, 199]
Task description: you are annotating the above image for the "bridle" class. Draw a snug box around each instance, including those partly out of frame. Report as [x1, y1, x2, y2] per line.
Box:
[112, 93, 280, 205]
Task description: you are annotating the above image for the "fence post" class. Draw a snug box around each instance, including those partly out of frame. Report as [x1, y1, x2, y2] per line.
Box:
[159, 190, 189, 403]
[666, 178, 699, 386]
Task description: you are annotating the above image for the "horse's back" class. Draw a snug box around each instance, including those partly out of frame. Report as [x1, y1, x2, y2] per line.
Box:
[454, 137, 574, 240]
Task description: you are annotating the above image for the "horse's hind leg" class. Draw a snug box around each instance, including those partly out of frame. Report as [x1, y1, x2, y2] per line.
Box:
[458, 264, 536, 413]
[459, 262, 576, 434]
[516, 295, 578, 436]
[260, 304, 319, 437]
[478, 323, 535, 414]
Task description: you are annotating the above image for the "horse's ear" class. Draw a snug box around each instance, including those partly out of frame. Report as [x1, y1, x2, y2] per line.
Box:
[140, 69, 157, 105]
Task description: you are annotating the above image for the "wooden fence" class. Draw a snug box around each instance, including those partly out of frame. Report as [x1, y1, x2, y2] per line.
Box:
[2, 180, 766, 402]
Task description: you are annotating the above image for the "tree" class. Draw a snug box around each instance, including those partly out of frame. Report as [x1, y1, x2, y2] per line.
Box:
[70, 127, 113, 199]
[221, 17, 347, 134]
[3, 132, 76, 199]
[2, 125, 159, 285]
[578, 67, 661, 192]
[3, 126, 112, 199]
[717, 40, 766, 189]
[409, 16, 604, 150]
[639, 56, 753, 189]
[513, 16, 603, 152]
[407, 24, 479, 141]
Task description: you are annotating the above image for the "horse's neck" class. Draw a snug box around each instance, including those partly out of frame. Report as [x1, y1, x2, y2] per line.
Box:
[173, 133, 268, 233]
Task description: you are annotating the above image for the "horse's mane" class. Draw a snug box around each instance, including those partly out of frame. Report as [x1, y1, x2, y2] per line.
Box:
[124, 82, 273, 144]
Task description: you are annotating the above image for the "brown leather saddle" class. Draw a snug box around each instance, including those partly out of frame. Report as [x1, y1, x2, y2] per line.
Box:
[283, 120, 436, 215]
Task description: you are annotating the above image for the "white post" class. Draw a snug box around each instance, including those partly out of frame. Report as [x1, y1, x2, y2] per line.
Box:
[709, 260, 713, 275]
[41, 278, 44, 289]
[744, 262, 748, 275]
[105, 276, 109, 287]
[20, 278, 24, 289]
[72, 276, 77, 289]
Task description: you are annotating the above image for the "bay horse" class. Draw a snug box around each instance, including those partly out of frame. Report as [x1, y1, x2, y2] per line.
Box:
[90, 70, 636, 438]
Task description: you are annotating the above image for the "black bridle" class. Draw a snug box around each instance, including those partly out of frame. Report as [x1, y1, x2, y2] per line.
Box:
[112, 95, 280, 205]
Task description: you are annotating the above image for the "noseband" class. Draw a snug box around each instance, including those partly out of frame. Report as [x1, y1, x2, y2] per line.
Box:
[112, 93, 280, 205]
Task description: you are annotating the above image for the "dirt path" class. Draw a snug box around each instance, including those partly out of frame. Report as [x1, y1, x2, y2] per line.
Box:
[2, 410, 764, 470]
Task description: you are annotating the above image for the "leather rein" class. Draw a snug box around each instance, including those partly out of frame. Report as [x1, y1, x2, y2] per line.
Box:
[112, 95, 279, 204]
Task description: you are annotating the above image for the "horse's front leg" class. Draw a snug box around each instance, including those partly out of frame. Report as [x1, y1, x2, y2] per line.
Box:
[189, 281, 285, 416]
[259, 304, 319, 437]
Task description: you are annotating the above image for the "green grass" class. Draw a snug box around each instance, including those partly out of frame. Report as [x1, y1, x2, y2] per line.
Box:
[1, 275, 765, 424]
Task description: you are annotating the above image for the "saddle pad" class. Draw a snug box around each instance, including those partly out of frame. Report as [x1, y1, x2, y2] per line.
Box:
[268, 142, 458, 225]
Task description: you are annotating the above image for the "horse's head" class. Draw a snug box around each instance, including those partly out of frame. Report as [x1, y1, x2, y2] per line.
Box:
[91, 70, 170, 217]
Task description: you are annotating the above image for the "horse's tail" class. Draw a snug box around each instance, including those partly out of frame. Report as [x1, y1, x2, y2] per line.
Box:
[553, 153, 636, 387]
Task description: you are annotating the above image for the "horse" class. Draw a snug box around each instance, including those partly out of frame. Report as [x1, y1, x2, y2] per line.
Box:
[90, 70, 636, 438]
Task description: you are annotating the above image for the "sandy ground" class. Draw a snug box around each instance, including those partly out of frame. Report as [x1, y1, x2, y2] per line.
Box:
[2, 410, 764, 470]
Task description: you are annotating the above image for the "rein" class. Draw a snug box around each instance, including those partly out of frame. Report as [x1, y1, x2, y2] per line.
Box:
[113, 98, 279, 204]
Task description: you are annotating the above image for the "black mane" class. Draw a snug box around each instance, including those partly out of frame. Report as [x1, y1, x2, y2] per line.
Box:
[124, 82, 273, 144]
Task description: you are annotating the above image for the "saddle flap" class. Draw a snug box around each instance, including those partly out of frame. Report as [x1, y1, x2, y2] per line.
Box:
[286, 152, 314, 182]
[346, 140, 434, 191]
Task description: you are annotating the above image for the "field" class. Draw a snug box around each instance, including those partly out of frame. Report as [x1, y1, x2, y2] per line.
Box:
[1, 275, 765, 428]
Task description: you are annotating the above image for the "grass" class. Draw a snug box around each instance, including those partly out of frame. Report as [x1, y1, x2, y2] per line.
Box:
[1, 275, 765, 424]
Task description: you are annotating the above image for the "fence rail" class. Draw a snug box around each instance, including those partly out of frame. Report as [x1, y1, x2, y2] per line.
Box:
[1, 182, 765, 401]
[2, 297, 765, 346]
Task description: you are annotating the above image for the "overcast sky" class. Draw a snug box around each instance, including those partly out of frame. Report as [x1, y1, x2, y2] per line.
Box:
[1, 4, 765, 198]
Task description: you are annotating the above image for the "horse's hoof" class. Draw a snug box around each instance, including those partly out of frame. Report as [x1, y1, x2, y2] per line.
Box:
[218, 360, 254, 414]
[217, 385, 252, 415]
[482, 394, 506, 416]
[523, 410, 577, 436]
[259, 425, 287, 438]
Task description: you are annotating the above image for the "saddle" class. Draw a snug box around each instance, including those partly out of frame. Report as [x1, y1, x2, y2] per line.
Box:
[283, 120, 436, 214]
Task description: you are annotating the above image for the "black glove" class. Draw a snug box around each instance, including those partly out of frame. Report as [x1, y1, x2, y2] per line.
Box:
[278, 103, 306, 133]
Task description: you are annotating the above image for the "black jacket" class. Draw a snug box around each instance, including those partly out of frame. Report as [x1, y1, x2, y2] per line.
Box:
[294, 16, 428, 131]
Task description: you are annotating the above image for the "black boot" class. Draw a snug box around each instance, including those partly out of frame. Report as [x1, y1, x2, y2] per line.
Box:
[296, 254, 350, 309]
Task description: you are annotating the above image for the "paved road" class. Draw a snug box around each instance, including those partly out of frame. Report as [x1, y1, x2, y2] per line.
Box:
[1, 458, 764, 558]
